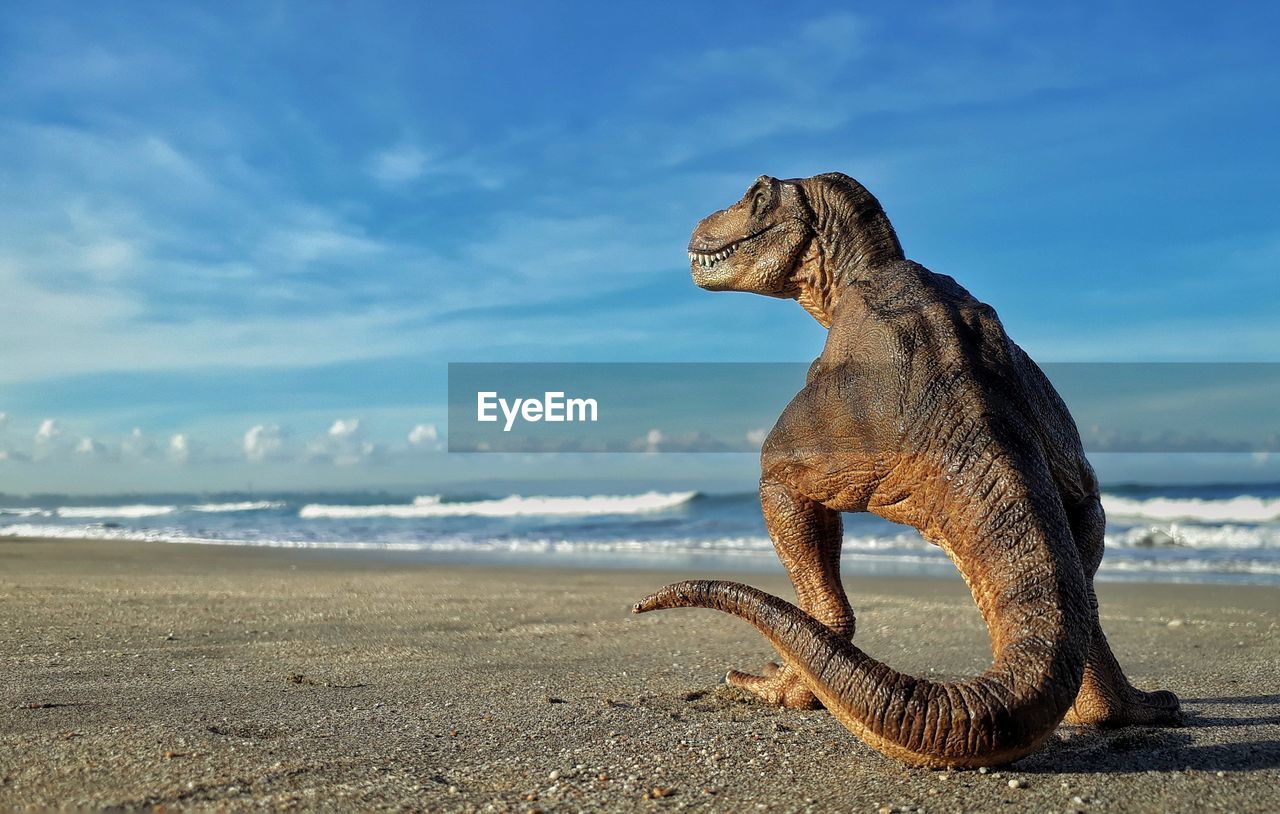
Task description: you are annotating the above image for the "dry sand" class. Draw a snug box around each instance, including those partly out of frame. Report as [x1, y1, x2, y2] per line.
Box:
[1, 537, 1277, 812]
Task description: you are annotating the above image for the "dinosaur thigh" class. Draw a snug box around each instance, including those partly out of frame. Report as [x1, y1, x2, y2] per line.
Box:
[760, 371, 893, 513]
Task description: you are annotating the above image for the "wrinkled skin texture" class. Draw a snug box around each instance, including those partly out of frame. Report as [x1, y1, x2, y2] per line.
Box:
[636, 173, 1181, 768]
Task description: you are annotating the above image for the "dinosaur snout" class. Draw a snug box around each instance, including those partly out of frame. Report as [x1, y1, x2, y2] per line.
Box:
[687, 212, 726, 254]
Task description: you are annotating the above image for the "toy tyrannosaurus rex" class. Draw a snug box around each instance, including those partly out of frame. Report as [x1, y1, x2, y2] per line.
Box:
[634, 173, 1181, 768]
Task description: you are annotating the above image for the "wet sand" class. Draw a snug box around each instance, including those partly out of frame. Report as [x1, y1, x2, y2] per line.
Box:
[1, 537, 1277, 812]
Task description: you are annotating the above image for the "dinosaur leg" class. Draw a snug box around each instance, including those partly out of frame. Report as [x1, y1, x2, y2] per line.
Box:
[1064, 496, 1182, 726]
[726, 480, 854, 709]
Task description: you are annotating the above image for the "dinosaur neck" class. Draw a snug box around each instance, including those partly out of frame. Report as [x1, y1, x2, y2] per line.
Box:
[791, 238, 838, 328]
[793, 176, 905, 327]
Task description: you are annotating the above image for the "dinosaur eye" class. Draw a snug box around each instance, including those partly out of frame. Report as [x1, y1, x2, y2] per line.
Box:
[753, 190, 770, 215]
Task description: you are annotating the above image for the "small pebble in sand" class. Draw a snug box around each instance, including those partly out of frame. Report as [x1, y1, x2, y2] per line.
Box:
[1217, 771, 1226, 777]
[978, 767, 989, 774]
[1071, 796, 1087, 804]
[1167, 619, 1184, 628]
[547, 770, 561, 781]
[1008, 779, 1025, 789]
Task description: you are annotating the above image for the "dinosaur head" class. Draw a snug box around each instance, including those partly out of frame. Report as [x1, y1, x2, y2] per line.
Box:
[687, 175, 814, 298]
[688, 173, 904, 327]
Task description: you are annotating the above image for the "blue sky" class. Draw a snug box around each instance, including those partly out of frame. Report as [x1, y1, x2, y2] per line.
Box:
[1, 1, 1278, 492]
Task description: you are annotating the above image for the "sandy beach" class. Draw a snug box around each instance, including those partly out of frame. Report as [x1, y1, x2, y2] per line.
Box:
[1, 537, 1277, 812]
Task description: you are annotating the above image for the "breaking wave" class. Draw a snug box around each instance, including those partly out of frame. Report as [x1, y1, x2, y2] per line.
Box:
[1107, 523, 1280, 550]
[1101, 494, 1280, 523]
[190, 501, 286, 513]
[55, 504, 176, 518]
[298, 491, 699, 519]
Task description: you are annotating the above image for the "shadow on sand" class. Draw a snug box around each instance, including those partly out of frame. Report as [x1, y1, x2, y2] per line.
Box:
[1015, 694, 1280, 773]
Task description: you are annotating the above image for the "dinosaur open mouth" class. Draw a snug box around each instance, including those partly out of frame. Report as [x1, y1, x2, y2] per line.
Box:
[688, 241, 741, 268]
[687, 225, 775, 268]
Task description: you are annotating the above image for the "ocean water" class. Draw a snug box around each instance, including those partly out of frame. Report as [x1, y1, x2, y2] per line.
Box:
[2, 484, 1280, 585]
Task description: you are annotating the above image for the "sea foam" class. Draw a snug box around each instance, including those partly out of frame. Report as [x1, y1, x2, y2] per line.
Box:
[298, 491, 698, 519]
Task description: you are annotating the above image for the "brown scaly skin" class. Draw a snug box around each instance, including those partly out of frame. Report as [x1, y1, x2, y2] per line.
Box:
[634, 173, 1181, 768]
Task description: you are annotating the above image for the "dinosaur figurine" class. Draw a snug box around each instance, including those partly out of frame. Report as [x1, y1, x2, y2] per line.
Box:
[634, 173, 1181, 768]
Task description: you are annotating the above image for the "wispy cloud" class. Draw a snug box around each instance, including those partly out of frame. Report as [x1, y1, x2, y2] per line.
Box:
[369, 143, 430, 184]
[368, 140, 504, 190]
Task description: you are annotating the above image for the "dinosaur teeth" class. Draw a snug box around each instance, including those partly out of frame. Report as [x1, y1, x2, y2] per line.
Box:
[689, 242, 740, 267]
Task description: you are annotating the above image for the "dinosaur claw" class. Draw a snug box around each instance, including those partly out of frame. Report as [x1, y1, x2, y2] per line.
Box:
[726, 664, 822, 709]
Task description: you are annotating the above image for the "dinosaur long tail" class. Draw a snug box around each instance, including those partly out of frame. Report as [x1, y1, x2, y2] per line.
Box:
[634, 574, 1090, 768]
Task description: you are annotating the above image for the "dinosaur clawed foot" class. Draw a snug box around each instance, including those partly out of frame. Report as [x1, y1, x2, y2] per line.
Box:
[1066, 684, 1183, 728]
[1122, 687, 1183, 726]
[725, 661, 822, 709]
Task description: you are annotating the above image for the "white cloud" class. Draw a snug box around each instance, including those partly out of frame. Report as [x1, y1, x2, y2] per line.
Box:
[644, 428, 664, 454]
[74, 436, 109, 458]
[121, 427, 158, 460]
[244, 423, 284, 462]
[746, 428, 768, 447]
[0, 412, 8, 431]
[168, 433, 191, 464]
[328, 418, 361, 439]
[408, 423, 439, 449]
[35, 418, 61, 444]
[305, 417, 380, 466]
[31, 418, 69, 461]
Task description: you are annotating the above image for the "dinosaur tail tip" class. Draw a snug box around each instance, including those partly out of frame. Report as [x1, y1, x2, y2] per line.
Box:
[632, 589, 673, 614]
[633, 581, 708, 614]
